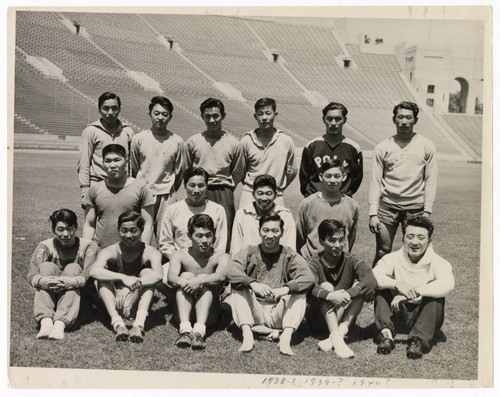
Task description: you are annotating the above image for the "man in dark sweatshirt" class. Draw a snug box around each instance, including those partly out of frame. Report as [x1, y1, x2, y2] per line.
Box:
[227, 213, 314, 356]
[307, 219, 377, 358]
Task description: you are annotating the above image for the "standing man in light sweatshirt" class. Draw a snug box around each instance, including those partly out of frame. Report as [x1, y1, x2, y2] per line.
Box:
[372, 215, 454, 359]
[239, 98, 297, 208]
[186, 98, 244, 250]
[131, 96, 185, 239]
[78, 92, 134, 207]
[368, 101, 437, 266]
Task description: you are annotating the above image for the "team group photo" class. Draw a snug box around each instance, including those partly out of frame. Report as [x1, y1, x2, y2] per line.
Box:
[7, 6, 491, 387]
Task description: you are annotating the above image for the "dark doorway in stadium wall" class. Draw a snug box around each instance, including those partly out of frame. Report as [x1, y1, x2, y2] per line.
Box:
[448, 77, 469, 113]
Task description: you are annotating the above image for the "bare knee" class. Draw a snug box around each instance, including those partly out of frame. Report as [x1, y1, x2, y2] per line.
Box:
[140, 268, 153, 278]
[180, 272, 195, 280]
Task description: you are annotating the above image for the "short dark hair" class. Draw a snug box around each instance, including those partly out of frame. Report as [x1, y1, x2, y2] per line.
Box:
[320, 159, 345, 175]
[98, 92, 121, 109]
[149, 96, 173, 114]
[403, 215, 434, 239]
[253, 174, 277, 193]
[200, 98, 225, 116]
[117, 210, 145, 230]
[393, 101, 419, 118]
[49, 209, 78, 231]
[254, 97, 277, 112]
[318, 219, 346, 241]
[102, 144, 127, 159]
[258, 212, 284, 231]
[187, 214, 215, 236]
[322, 102, 348, 118]
[183, 167, 209, 185]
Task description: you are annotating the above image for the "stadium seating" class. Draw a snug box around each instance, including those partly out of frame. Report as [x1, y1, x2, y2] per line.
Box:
[440, 114, 483, 158]
[248, 19, 345, 63]
[345, 44, 401, 71]
[142, 14, 266, 59]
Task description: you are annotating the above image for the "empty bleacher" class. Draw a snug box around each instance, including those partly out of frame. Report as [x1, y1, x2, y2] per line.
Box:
[440, 114, 483, 158]
[345, 44, 401, 71]
[14, 56, 94, 136]
[248, 19, 345, 64]
[142, 14, 266, 59]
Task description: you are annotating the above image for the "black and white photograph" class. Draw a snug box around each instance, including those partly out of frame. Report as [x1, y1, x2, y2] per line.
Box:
[4, 2, 494, 390]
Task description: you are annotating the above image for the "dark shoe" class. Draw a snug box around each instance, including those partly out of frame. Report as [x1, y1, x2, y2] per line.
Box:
[115, 325, 129, 342]
[406, 337, 424, 359]
[175, 332, 193, 348]
[377, 337, 395, 354]
[191, 332, 206, 350]
[129, 326, 145, 343]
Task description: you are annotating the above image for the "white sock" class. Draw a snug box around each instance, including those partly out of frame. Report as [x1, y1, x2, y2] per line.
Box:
[330, 332, 355, 359]
[317, 338, 333, 351]
[193, 322, 206, 337]
[179, 321, 193, 335]
[338, 323, 349, 337]
[133, 309, 148, 329]
[111, 315, 126, 331]
[49, 320, 65, 340]
[36, 318, 53, 339]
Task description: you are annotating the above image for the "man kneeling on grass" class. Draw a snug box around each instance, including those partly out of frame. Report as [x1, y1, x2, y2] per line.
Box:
[90, 210, 162, 343]
[227, 213, 315, 356]
[307, 219, 377, 358]
[372, 215, 454, 359]
[168, 214, 229, 350]
[28, 209, 98, 340]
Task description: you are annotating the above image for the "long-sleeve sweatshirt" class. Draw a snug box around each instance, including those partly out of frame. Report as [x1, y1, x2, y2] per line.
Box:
[158, 199, 227, 259]
[368, 134, 437, 216]
[240, 129, 297, 196]
[227, 245, 314, 294]
[130, 129, 185, 196]
[28, 237, 99, 288]
[186, 131, 245, 188]
[230, 204, 296, 254]
[296, 193, 359, 259]
[372, 245, 454, 302]
[77, 119, 134, 197]
[300, 136, 363, 198]
[308, 252, 378, 300]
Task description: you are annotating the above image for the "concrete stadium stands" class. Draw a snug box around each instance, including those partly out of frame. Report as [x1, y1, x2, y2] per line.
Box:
[440, 114, 483, 158]
[345, 44, 401, 71]
[248, 19, 345, 63]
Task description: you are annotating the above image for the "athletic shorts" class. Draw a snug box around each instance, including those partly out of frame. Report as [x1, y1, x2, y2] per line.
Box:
[377, 201, 424, 227]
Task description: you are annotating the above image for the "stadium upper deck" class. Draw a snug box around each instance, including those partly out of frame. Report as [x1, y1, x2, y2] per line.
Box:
[13, 11, 478, 159]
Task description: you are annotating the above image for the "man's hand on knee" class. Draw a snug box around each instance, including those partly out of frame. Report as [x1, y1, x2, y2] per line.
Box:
[116, 288, 131, 311]
[59, 276, 79, 290]
[390, 295, 407, 313]
[183, 275, 204, 296]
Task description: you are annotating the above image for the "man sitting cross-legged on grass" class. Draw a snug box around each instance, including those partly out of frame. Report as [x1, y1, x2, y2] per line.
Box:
[231, 174, 296, 254]
[168, 214, 229, 350]
[297, 159, 359, 260]
[372, 215, 454, 359]
[90, 211, 162, 343]
[307, 219, 377, 359]
[28, 209, 99, 340]
[227, 213, 315, 356]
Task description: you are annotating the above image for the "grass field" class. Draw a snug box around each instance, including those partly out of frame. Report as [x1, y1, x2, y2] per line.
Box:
[9, 150, 482, 380]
